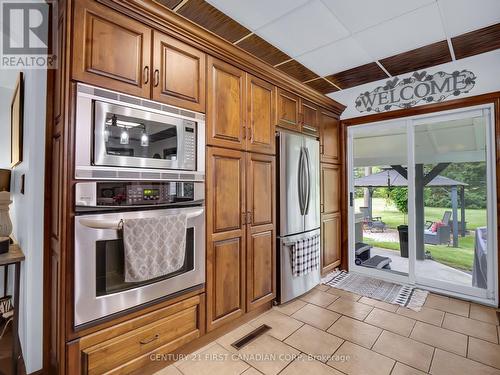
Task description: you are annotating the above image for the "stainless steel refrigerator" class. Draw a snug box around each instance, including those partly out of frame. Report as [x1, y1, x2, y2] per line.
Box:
[277, 130, 321, 304]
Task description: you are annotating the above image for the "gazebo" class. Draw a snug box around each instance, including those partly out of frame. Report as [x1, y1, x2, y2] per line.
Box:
[355, 168, 468, 258]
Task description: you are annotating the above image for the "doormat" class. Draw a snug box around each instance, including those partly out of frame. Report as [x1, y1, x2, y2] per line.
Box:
[322, 271, 428, 311]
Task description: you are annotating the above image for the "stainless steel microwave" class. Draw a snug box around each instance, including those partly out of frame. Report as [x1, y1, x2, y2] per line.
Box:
[75, 84, 205, 181]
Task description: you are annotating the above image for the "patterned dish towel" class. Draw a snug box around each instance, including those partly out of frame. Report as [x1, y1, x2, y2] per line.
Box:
[123, 214, 187, 282]
[290, 234, 320, 277]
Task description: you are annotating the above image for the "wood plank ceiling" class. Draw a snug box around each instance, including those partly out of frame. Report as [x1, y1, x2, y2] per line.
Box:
[154, 0, 500, 96]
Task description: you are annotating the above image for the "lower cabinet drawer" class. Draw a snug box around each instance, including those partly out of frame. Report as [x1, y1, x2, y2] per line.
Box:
[82, 295, 203, 374]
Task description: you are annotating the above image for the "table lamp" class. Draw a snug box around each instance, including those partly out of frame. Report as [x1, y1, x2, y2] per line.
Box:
[0, 169, 12, 239]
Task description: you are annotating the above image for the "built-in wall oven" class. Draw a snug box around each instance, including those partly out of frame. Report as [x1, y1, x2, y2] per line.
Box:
[75, 83, 205, 181]
[74, 180, 205, 327]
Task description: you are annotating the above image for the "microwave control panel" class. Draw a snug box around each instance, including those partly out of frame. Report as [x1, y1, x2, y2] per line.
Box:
[184, 122, 196, 165]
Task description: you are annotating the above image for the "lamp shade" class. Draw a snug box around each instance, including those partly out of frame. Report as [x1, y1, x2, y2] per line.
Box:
[0, 169, 11, 192]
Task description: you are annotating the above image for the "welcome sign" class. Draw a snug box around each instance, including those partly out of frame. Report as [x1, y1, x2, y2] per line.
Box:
[355, 70, 476, 113]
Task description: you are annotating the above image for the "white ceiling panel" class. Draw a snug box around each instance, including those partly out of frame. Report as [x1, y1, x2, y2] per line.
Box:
[295, 37, 372, 76]
[438, 0, 500, 36]
[323, 0, 434, 33]
[255, 0, 349, 57]
[205, 0, 309, 30]
[354, 3, 446, 60]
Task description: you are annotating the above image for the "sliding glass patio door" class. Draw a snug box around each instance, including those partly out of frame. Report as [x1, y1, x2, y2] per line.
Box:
[348, 104, 498, 305]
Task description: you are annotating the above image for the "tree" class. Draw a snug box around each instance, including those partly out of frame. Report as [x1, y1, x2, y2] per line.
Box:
[389, 187, 408, 214]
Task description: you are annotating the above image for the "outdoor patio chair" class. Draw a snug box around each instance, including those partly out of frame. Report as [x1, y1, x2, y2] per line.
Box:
[424, 211, 451, 245]
[360, 207, 387, 232]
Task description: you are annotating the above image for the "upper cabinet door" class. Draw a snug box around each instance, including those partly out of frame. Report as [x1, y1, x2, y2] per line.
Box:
[276, 88, 301, 132]
[301, 100, 320, 137]
[246, 75, 276, 155]
[207, 57, 246, 150]
[152, 32, 206, 113]
[73, 0, 151, 98]
[320, 110, 340, 164]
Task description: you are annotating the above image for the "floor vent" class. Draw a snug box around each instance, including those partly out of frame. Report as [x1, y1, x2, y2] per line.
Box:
[231, 324, 271, 351]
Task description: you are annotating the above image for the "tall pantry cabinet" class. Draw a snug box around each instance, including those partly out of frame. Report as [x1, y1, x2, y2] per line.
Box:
[205, 57, 276, 331]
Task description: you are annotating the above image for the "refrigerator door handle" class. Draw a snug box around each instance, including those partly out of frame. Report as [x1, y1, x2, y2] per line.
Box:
[304, 147, 311, 215]
[297, 147, 305, 215]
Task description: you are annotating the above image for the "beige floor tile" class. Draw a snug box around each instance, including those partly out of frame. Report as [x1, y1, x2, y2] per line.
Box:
[217, 323, 256, 352]
[249, 310, 303, 340]
[424, 294, 470, 317]
[468, 337, 500, 369]
[284, 324, 343, 362]
[358, 296, 398, 312]
[273, 299, 307, 316]
[391, 362, 426, 375]
[443, 313, 498, 343]
[154, 365, 183, 375]
[281, 355, 344, 375]
[315, 284, 330, 292]
[396, 306, 444, 326]
[291, 303, 341, 330]
[327, 341, 395, 375]
[327, 316, 382, 349]
[327, 297, 373, 320]
[241, 368, 263, 375]
[326, 288, 361, 301]
[237, 334, 300, 375]
[410, 321, 467, 356]
[372, 331, 433, 372]
[430, 348, 500, 375]
[300, 289, 339, 307]
[469, 303, 499, 325]
[364, 308, 415, 337]
[176, 343, 249, 375]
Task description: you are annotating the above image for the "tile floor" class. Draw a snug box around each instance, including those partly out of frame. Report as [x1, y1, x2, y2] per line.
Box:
[155, 285, 500, 375]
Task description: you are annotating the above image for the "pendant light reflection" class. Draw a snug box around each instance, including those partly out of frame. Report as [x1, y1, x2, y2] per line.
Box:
[120, 129, 129, 145]
[141, 131, 149, 147]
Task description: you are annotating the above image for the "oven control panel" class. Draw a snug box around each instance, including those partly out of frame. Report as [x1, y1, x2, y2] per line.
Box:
[126, 185, 171, 205]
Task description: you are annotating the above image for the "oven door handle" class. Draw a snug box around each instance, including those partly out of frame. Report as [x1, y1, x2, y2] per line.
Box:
[78, 208, 204, 230]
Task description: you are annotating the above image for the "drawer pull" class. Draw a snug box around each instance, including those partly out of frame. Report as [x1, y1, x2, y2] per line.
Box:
[140, 333, 160, 345]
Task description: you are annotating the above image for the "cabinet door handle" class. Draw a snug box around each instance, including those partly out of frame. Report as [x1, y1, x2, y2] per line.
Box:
[154, 69, 160, 87]
[140, 333, 160, 345]
[242, 126, 246, 140]
[143, 66, 149, 84]
[241, 212, 246, 225]
[320, 144, 324, 154]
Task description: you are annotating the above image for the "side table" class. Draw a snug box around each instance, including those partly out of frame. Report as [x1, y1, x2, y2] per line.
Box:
[0, 245, 25, 375]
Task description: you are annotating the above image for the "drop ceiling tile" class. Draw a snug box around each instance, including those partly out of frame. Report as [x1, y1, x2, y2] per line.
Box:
[205, 0, 309, 30]
[323, 0, 434, 33]
[380, 40, 452, 76]
[236, 34, 291, 66]
[304, 78, 339, 94]
[438, 0, 500, 37]
[255, 0, 350, 57]
[295, 37, 373, 76]
[452, 23, 500, 60]
[178, 0, 251, 43]
[354, 3, 446, 60]
[276, 60, 319, 82]
[326, 62, 389, 89]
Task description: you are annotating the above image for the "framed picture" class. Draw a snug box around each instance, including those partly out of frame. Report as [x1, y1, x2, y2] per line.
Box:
[10, 72, 24, 167]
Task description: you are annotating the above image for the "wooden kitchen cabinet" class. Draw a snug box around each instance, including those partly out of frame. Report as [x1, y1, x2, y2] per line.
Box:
[73, 0, 152, 98]
[320, 110, 340, 164]
[301, 99, 320, 136]
[206, 147, 247, 331]
[321, 212, 341, 274]
[207, 57, 247, 150]
[246, 153, 276, 310]
[276, 88, 301, 132]
[152, 32, 206, 112]
[321, 163, 340, 214]
[246, 75, 276, 155]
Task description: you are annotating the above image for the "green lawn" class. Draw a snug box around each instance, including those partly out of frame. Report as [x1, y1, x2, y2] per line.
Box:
[355, 197, 487, 230]
[356, 198, 482, 272]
